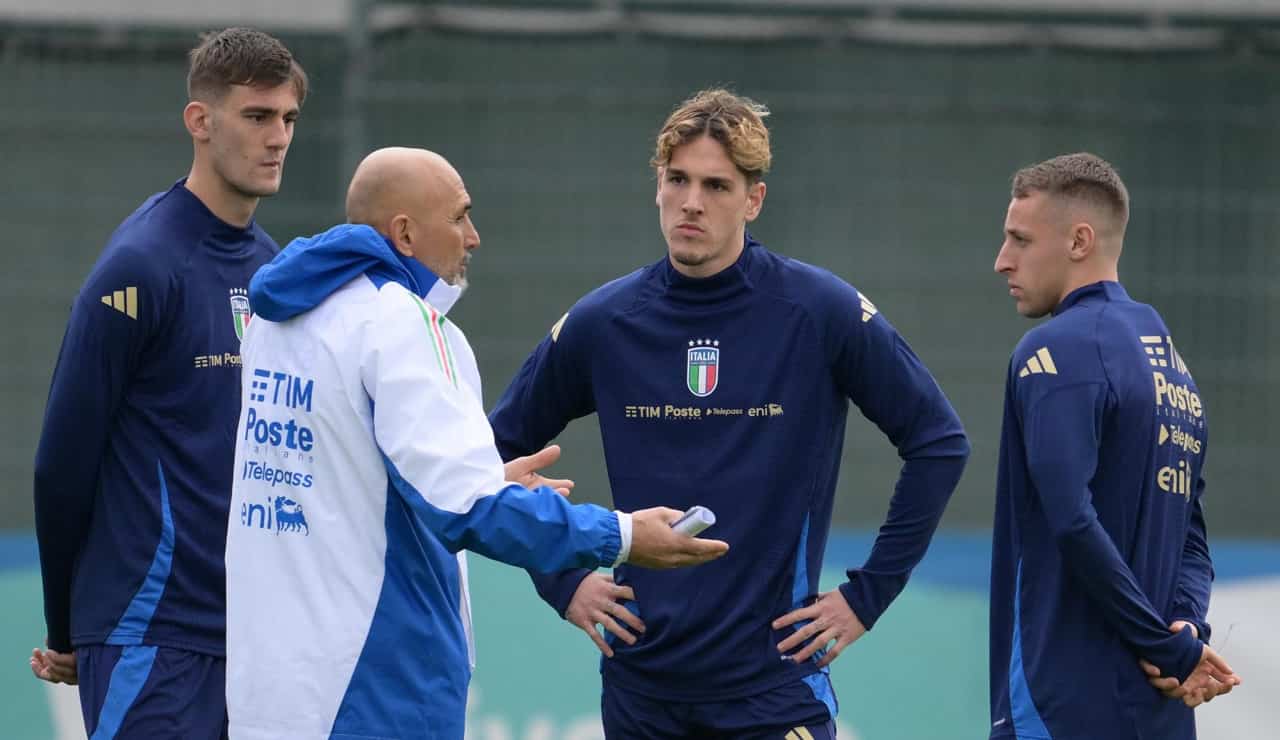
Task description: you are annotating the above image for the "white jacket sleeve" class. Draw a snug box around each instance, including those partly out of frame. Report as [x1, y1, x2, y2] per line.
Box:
[360, 286, 621, 570]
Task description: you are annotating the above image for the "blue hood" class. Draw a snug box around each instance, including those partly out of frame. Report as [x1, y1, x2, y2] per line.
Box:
[250, 223, 447, 322]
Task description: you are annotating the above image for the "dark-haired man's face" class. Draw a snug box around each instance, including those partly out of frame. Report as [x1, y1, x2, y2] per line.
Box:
[207, 82, 299, 199]
[995, 192, 1074, 318]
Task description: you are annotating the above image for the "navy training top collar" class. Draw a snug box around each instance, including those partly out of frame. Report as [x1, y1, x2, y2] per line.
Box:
[661, 233, 761, 303]
[169, 178, 261, 248]
[1054, 280, 1129, 315]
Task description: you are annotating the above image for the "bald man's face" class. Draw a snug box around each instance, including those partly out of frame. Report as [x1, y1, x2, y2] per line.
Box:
[412, 172, 479, 288]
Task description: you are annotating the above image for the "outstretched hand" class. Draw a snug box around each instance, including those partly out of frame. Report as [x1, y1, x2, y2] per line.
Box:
[504, 444, 575, 496]
[626, 507, 729, 569]
[772, 589, 867, 668]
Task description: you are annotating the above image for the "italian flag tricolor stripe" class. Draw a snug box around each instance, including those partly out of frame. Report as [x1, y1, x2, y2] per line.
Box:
[411, 295, 458, 388]
[689, 362, 716, 395]
[435, 310, 459, 385]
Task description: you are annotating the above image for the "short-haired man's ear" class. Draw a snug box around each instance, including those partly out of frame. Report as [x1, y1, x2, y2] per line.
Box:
[183, 101, 212, 142]
[1068, 222, 1095, 261]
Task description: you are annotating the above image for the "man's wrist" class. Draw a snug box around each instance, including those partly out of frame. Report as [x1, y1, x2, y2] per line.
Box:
[612, 511, 632, 567]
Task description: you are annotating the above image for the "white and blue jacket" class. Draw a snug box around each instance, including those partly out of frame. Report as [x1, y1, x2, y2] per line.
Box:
[225, 224, 630, 740]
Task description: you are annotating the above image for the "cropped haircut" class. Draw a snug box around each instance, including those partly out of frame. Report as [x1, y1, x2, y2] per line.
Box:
[652, 89, 771, 182]
[187, 27, 308, 106]
[1012, 152, 1129, 229]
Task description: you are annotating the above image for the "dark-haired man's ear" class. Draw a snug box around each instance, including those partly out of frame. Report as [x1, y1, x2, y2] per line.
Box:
[183, 101, 212, 143]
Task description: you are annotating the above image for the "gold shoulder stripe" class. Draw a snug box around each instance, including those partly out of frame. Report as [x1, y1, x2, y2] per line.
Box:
[1035, 347, 1057, 374]
[100, 286, 138, 319]
[550, 312, 569, 342]
[859, 294, 878, 323]
[1018, 346, 1058, 378]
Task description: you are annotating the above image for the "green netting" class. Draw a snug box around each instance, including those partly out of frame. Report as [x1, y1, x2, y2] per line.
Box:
[1, 28, 1275, 535]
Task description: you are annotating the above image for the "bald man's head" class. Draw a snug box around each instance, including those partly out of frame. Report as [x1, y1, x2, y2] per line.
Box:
[345, 147, 452, 228]
[346, 147, 479, 287]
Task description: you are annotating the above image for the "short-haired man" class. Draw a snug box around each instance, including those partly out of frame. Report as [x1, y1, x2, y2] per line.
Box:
[989, 152, 1240, 739]
[489, 89, 970, 738]
[31, 27, 306, 739]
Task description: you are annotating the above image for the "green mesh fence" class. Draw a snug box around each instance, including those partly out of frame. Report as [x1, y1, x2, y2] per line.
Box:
[2, 27, 1275, 536]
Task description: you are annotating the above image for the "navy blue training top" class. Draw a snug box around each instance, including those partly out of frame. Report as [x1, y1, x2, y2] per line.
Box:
[34, 181, 278, 655]
[489, 235, 969, 702]
[989, 281, 1213, 740]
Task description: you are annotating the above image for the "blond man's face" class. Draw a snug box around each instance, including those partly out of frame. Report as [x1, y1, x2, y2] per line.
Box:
[655, 134, 765, 279]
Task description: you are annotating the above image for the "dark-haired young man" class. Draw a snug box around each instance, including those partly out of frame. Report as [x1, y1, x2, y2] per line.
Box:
[989, 152, 1240, 740]
[31, 27, 307, 739]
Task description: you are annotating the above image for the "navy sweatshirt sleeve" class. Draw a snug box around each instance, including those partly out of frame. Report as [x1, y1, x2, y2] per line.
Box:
[1171, 475, 1214, 642]
[33, 245, 167, 652]
[822, 286, 970, 629]
[490, 308, 598, 616]
[1019, 377, 1202, 681]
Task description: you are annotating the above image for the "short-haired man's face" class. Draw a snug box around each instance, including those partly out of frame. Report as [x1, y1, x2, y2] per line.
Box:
[656, 134, 764, 278]
[995, 191, 1074, 318]
[205, 82, 299, 200]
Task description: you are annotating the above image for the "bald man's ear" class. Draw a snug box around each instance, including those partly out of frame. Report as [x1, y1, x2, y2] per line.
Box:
[388, 214, 414, 257]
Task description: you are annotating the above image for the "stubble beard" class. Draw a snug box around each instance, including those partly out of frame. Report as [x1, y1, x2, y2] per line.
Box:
[450, 254, 471, 292]
[668, 235, 714, 268]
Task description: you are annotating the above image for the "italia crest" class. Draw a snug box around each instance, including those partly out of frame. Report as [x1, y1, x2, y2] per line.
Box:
[230, 288, 252, 342]
[686, 338, 720, 397]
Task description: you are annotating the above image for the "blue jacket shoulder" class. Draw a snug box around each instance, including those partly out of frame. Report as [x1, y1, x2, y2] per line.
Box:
[553, 262, 658, 344]
[751, 250, 877, 352]
[102, 189, 197, 262]
[756, 251, 862, 306]
[1011, 306, 1106, 388]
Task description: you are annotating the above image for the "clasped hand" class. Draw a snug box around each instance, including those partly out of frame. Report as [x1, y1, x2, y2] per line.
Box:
[1139, 621, 1241, 708]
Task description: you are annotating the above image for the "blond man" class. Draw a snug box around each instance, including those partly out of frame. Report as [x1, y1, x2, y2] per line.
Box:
[490, 89, 970, 738]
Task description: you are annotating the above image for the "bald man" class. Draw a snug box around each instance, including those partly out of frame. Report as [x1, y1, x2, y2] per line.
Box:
[224, 148, 728, 740]
[989, 153, 1238, 740]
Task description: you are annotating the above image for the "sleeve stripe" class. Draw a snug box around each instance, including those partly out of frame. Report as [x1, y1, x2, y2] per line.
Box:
[1035, 347, 1057, 374]
[409, 294, 457, 388]
[436, 310, 461, 386]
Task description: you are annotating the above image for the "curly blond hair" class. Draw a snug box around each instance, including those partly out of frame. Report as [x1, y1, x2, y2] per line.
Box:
[651, 89, 771, 182]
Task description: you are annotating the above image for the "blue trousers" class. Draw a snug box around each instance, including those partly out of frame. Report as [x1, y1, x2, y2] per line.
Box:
[602, 674, 838, 739]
